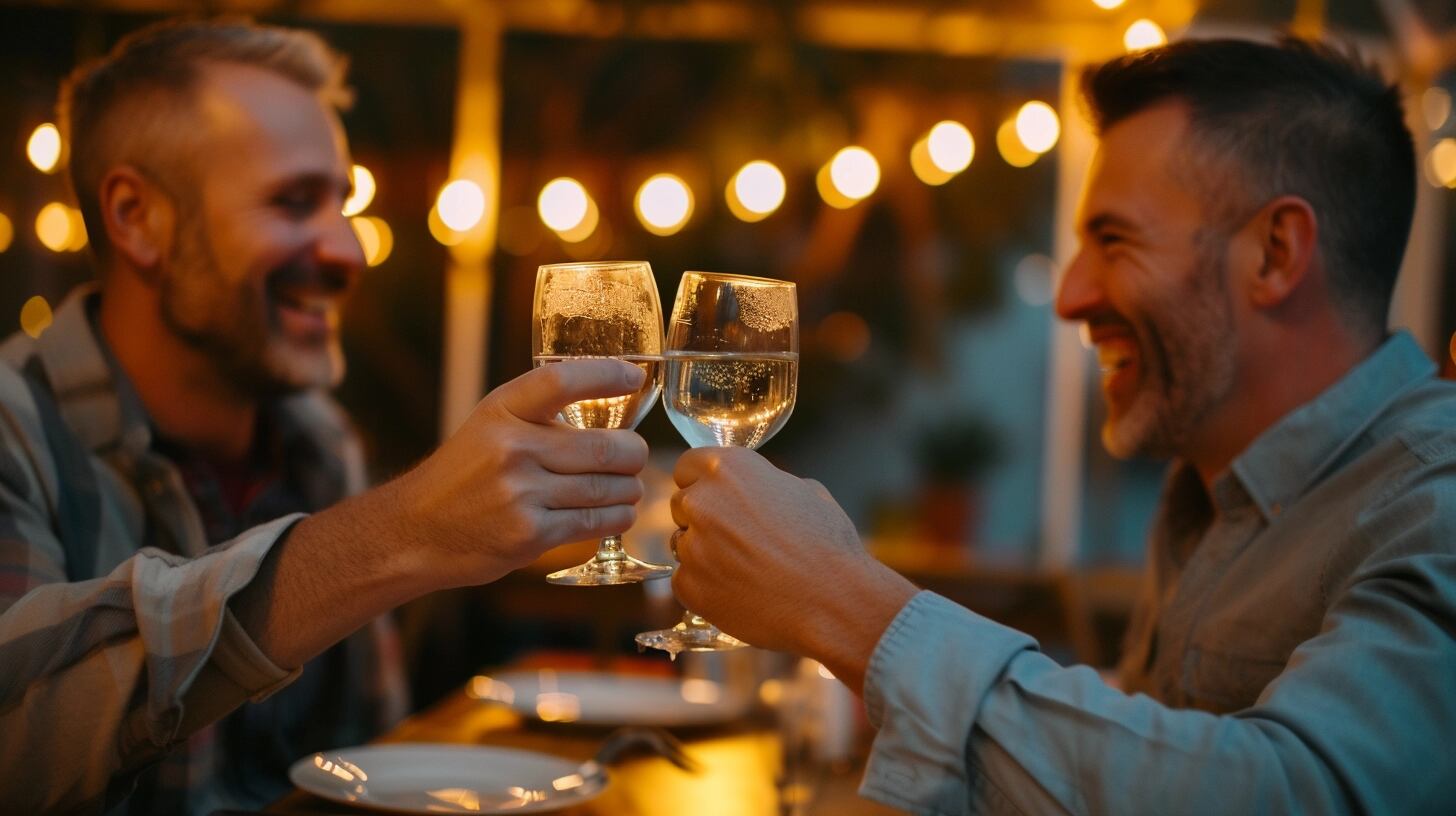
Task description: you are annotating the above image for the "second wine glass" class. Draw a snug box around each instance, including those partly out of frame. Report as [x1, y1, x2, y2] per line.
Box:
[636, 271, 799, 655]
[532, 260, 672, 586]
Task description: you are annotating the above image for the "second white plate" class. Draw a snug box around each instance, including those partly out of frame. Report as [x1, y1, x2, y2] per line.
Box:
[468, 669, 750, 727]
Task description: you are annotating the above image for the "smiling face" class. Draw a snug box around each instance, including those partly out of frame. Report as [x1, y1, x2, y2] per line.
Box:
[157, 61, 363, 394]
[1056, 102, 1240, 460]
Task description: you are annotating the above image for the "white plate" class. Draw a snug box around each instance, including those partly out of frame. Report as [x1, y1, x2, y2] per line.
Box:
[288, 743, 606, 814]
[467, 670, 751, 727]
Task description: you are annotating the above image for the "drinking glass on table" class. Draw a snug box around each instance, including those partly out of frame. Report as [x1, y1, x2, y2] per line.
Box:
[532, 261, 672, 585]
[636, 271, 798, 655]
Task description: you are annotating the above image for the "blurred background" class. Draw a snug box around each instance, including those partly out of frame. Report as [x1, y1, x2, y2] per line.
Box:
[2, 0, 1454, 709]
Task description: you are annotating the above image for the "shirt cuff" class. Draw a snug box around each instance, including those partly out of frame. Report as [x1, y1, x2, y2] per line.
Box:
[858, 591, 1036, 815]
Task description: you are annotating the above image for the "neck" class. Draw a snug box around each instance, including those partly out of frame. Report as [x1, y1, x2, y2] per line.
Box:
[1185, 321, 1380, 489]
[98, 277, 258, 464]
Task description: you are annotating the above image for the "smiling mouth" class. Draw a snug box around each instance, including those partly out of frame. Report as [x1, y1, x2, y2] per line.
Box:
[274, 290, 336, 317]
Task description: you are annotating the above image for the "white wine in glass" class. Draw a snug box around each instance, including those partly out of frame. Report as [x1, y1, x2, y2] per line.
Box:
[637, 271, 798, 656]
[532, 261, 672, 586]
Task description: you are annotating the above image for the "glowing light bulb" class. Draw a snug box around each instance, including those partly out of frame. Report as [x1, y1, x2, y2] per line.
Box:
[20, 296, 53, 339]
[36, 203, 74, 252]
[927, 120, 975, 173]
[635, 174, 693, 235]
[342, 165, 376, 216]
[437, 179, 486, 232]
[729, 161, 786, 221]
[27, 124, 61, 174]
[537, 178, 591, 233]
[1124, 19, 1167, 53]
[827, 146, 880, 202]
[1015, 102, 1060, 154]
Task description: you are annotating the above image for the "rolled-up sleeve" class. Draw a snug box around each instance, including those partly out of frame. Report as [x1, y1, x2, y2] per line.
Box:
[859, 549, 1456, 816]
[0, 513, 303, 813]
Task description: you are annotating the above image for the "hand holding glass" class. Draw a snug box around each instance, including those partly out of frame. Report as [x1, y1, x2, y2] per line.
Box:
[637, 271, 799, 654]
[532, 261, 672, 585]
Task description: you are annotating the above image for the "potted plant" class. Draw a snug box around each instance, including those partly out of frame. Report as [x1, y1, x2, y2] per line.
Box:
[912, 414, 1001, 546]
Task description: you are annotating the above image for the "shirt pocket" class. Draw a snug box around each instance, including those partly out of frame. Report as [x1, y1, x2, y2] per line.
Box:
[1181, 645, 1290, 712]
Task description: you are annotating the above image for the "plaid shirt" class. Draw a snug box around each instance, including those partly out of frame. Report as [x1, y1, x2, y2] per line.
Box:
[0, 287, 406, 814]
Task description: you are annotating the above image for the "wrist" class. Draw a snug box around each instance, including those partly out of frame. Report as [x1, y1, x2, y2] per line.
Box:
[804, 558, 917, 695]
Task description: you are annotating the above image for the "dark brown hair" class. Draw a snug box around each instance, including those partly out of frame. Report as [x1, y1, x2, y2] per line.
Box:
[1082, 37, 1415, 334]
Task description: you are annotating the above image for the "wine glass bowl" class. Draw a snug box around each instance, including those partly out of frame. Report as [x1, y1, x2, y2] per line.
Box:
[637, 271, 799, 655]
[532, 261, 672, 586]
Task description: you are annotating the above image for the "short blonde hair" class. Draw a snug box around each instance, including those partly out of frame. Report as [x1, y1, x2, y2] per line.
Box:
[58, 17, 352, 260]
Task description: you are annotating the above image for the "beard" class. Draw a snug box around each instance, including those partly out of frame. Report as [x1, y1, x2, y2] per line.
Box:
[158, 216, 346, 396]
[1102, 233, 1238, 460]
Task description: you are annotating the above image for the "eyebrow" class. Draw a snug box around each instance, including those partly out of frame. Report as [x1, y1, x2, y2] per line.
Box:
[271, 171, 353, 198]
[1082, 212, 1140, 235]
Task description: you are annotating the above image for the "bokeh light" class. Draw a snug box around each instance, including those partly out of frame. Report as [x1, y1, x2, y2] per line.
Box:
[728, 160, 786, 222]
[349, 216, 394, 266]
[1124, 19, 1167, 52]
[36, 202, 85, 253]
[428, 207, 466, 246]
[1015, 102, 1060, 154]
[437, 179, 486, 232]
[817, 311, 871, 362]
[1426, 138, 1456, 189]
[557, 196, 600, 243]
[27, 124, 61, 174]
[927, 121, 975, 174]
[828, 147, 880, 202]
[1092, 0, 1126, 8]
[1424, 87, 1452, 131]
[997, 118, 1039, 168]
[634, 173, 693, 236]
[0, 213, 12, 254]
[537, 177, 591, 233]
[20, 296, 53, 339]
[341, 164, 376, 217]
[910, 139, 955, 186]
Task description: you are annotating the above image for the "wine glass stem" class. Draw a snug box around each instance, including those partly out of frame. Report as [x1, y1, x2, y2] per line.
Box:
[595, 534, 627, 563]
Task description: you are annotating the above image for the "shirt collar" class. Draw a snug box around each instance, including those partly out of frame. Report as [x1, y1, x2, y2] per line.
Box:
[1227, 331, 1435, 522]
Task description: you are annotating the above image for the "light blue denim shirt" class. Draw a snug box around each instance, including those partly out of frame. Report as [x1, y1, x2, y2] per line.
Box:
[859, 331, 1456, 814]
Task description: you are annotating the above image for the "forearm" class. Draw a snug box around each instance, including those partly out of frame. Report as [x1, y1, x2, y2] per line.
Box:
[801, 558, 918, 695]
[229, 476, 442, 670]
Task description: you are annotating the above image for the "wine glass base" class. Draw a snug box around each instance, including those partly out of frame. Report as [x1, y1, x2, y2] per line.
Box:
[635, 623, 747, 657]
[547, 555, 673, 586]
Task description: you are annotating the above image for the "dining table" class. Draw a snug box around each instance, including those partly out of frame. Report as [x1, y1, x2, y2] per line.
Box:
[266, 649, 904, 816]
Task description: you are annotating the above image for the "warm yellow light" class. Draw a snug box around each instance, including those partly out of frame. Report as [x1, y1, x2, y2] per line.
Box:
[537, 177, 591, 233]
[910, 139, 955, 186]
[1427, 138, 1456, 189]
[997, 118, 1039, 168]
[556, 197, 600, 243]
[1015, 102, 1060, 154]
[342, 164, 376, 217]
[635, 173, 693, 235]
[0, 213, 12, 254]
[927, 120, 975, 174]
[828, 146, 880, 202]
[428, 207, 466, 247]
[728, 160, 786, 221]
[20, 296, 53, 339]
[1092, 0, 1126, 8]
[27, 124, 61, 174]
[436, 179, 486, 232]
[816, 163, 856, 209]
[1424, 88, 1452, 131]
[36, 203, 74, 252]
[65, 207, 88, 251]
[1124, 19, 1167, 53]
[350, 216, 394, 266]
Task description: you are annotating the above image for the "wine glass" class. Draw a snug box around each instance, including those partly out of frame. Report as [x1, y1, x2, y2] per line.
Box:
[636, 271, 798, 655]
[532, 261, 672, 585]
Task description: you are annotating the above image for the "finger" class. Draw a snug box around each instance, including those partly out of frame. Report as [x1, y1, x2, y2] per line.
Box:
[803, 478, 835, 503]
[673, 447, 722, 488]
[534, 473, 644, 510]
[537, 504, 638, 545]
[532, 428, 649, 475]
[669, 488, 691, 528]
[492, 359, 646, 424]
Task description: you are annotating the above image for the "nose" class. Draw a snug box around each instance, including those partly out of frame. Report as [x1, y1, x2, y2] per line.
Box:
[317, 207, 367, 274]
[1053, 248, 1104, 323]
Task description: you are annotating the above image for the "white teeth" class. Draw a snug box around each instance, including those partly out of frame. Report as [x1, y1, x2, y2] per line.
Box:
[278, 293, 334, 316]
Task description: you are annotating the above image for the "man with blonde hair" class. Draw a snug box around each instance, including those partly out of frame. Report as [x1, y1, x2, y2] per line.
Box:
[0, 19, 651, 814]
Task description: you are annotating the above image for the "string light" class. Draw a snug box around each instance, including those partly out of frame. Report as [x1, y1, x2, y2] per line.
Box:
[27, 124, 61, 174]
[727, 160, 786, 222]
[997, 118, 1038, 168]
[634, 174, 693, 236]
[1124, 20, 1167, 52]
[824, 146, 880, 206]
[342, 165, 376, 216]
[0, 213, 12, 254]
[537, 178, 591, 233]
[1015, 102, 1060, 154]
[437, 179, 486, 232]
[349, 216, 394, 266]
[20, 296, 53, 339]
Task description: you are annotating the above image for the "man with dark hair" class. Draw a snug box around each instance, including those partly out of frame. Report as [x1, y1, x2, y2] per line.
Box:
[0, 19, 651, 814]
[668, 37, 1456, 814]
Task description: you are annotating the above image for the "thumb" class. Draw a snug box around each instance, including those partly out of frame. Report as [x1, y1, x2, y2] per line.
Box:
[492, 358, 646, 424]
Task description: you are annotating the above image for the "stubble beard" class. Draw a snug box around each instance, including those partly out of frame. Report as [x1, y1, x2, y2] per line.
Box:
[1102, 237, 1238, 461]
[158, 217, 345, 397]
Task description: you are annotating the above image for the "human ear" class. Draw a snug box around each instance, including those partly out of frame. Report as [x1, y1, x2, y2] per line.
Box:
[97, 165, 176, 279]
[1245, 195, 1318, 308]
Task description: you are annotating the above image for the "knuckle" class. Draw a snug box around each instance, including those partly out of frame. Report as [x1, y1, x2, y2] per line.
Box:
[587, 473, 608, 504]
[587, 434, 612, 468]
